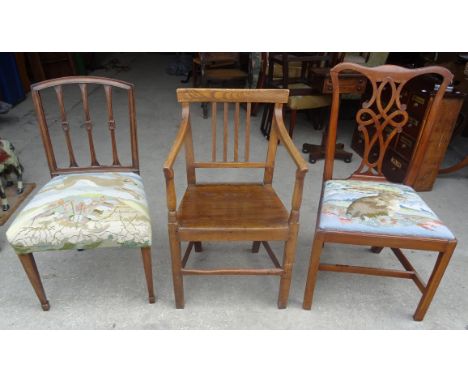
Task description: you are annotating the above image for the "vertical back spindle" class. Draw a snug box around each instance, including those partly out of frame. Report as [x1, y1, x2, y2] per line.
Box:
[79, 84, 99, 166]
[104, 85, 121, 166]
[234, 102, 239, 161]
[223, 102, 228, 162]
[245, 102, 251, 161]
[211, 102, 217, 161]
[128, 87, 139, 171]
[54, 85, 78, 167]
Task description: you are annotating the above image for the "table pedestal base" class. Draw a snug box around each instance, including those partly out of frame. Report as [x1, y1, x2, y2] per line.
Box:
[302, 142, 352, 164]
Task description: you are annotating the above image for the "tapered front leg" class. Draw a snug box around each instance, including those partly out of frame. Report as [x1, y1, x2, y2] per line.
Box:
[413, 242, 456, 321]
[18, 253, 50, 311]
[140, 247, 156, 303]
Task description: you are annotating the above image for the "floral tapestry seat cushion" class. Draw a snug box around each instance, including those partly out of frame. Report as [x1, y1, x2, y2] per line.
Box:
[319, 180, 454, 240]
[6, 172, 152, 254]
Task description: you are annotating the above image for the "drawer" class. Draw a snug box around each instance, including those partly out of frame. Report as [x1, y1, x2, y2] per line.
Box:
[395, 133, 415, 161]
[405, 93, 429, 120]
[403, 116, 422, 138]
[382, 150, 408, 183]
[322, 77, 366, 94]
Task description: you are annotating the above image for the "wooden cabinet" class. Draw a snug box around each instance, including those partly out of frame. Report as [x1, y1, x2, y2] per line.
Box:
[351, 79, 465, 191]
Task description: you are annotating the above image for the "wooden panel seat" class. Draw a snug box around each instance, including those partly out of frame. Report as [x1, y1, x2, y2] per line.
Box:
[177, 184, 289, 240]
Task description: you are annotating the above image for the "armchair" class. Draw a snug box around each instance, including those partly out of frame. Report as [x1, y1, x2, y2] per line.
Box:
[164, 88, 308, 308]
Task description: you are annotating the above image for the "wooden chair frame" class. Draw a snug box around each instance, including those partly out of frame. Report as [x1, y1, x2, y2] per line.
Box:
[164, 88, 308, 308]
[302, 63, 457, 321]
[20, 76, 155, 310]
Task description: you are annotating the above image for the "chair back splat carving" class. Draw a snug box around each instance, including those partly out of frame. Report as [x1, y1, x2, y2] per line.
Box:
[8, 76, 155, 311]
[303, 63, 457, 321]
[324, 63, 453, 186]
[31, 76, 140, 177]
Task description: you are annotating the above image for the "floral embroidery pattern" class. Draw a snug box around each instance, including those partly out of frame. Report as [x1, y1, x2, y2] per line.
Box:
[7, 172, 151, 254]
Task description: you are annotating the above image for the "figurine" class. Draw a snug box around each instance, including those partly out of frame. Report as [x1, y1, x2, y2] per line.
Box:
[0, 139, 24, 211]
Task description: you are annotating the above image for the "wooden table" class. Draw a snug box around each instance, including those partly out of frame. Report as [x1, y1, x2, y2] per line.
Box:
[301, 68, 367, 163]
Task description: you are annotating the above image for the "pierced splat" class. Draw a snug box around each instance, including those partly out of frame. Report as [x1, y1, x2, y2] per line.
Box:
[54, 85, 78, 168]
[353, 77, 409, 177]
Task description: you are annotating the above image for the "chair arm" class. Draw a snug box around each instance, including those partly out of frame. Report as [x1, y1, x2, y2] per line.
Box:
[273, 106, 309, 174]
[163, 116, 190, 212]
[272, 106, 308, 221]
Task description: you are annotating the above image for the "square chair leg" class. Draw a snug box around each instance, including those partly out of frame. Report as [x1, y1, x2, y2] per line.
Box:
[413, 242, 456, 321]
[303, 233, 325, 310]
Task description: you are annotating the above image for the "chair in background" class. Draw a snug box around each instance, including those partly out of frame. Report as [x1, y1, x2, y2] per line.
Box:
[193, 53, 251, 118]
[6, 77, 155, 310]
[164, 88, 308, 308]
[302, 63, 457, 321]
[338, 52, 371, 65]
[261, 52, 340, 138]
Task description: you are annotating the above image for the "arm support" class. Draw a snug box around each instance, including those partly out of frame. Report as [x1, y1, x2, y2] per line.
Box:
[163, 109, 190, 213]
[273, 105, 309, 222]
[273, 106, 309, 174]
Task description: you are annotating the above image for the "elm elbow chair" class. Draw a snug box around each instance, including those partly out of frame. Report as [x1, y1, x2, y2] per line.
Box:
[303, 63, 456, 321]
[6, 76, 155, 310]
[164, 88, 308, 308]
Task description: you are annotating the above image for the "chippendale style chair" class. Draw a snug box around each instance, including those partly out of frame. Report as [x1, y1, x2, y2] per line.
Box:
[6, 77, 155, 310]
[302, 63, 457, 321]
[164, 88, 308, 308]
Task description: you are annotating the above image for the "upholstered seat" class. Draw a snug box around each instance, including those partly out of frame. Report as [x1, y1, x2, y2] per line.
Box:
[284, 83, 331, 110]
[319, 179, 454, 240]
[7, 172, 152, 254]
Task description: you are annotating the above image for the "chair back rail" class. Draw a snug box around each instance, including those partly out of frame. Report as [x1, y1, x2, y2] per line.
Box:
[324, 63, 453, 185]
[31, 76, 139, 177]
[176, 88, 289, 178]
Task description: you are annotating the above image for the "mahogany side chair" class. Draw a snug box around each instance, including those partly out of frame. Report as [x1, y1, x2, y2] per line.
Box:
[6, 76, 155, 310]
[302, 63, 457, 321]
[164, 88, 308, 308]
